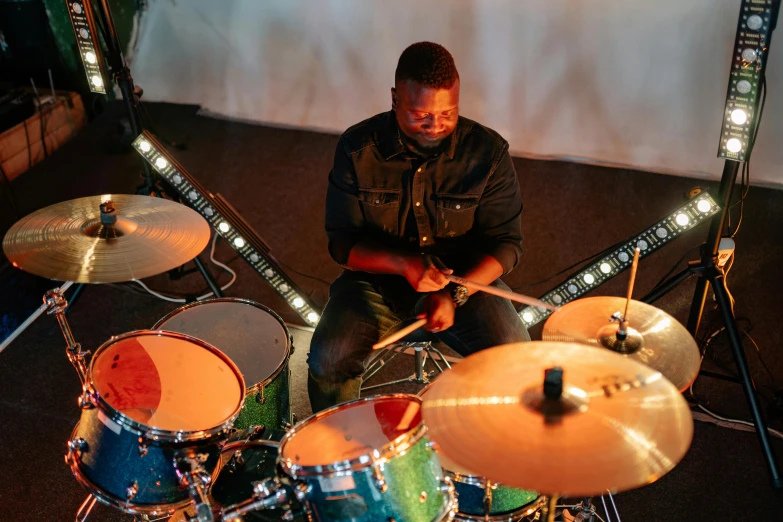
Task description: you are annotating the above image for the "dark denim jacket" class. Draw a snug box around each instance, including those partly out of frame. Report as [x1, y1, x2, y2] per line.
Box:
[325, 111, 523, 274]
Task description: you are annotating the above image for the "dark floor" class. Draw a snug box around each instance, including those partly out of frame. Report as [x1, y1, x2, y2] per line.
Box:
[1, 102, 783, 521]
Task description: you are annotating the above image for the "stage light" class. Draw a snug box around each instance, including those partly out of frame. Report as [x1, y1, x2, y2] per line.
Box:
[730, 109, 748, 125]
[717, 0, 775, 161]
[65, 0, 108, 94]
[132, 131, 322, 326]
[518, 192, 721, 327]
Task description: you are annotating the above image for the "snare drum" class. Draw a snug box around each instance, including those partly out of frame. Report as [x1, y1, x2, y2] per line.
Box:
[65, 331, 245, 515]
[419, 386, 546, 521]
[278, 394, 457, 522]
[154, 298, 293, 430]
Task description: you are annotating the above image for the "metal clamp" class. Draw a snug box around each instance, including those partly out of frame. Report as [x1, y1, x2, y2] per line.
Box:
[372, 463, 388, 494]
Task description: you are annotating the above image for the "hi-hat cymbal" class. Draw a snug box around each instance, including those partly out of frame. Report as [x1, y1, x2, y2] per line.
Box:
[422, 342, 693, 497]
[3, 194, 210, 283]
[542, 297, 701, 391]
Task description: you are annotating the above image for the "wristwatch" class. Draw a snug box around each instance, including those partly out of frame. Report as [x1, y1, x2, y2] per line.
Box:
[450, 284, 469, 307]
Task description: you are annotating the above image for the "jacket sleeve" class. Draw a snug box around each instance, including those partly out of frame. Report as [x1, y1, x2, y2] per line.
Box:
[324, 137, 364, 266]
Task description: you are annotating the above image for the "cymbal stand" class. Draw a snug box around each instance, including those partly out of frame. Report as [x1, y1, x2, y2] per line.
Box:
[175, 452, 216, 522]
[46, 287, 91, 387]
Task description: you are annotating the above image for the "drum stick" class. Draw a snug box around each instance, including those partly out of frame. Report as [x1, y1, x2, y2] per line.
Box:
[372, 319, 428, 351]
[446, 275, 559, 312]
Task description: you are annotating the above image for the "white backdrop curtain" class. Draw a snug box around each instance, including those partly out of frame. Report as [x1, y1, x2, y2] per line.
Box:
[131, 0, 783, 188]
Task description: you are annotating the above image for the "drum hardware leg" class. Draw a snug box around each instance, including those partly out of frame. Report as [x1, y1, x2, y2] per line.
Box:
[75, 493, 97, 522]
[255, 388, 266, 406]
[45, 288, 91, 387]
[175, 452, 215, 522]
[483, 480, 493, 518]
[362, 345, 406, 384]
[219, 477, 292, 521]
[372, 463, 388, 494]
[0, 281, 73, 355]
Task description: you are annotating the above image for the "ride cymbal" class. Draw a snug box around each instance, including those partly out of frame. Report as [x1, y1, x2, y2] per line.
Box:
[421, 342, 693, 497]
[3, 194, 210, 283]
[542, 297, 701, 391]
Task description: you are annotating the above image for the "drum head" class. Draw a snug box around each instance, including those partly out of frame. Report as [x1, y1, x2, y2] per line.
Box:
[281, 396, 422, 467]
[154, 299, 289, 388]
[92, 331, 244, 432]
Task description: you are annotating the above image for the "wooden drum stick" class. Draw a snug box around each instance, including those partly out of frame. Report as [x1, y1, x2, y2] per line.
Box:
[447, 275, 560, 312]
[372, 319, 428, 351]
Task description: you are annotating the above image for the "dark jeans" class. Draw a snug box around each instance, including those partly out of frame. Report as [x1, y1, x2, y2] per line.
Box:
[307, 271, 530, 413]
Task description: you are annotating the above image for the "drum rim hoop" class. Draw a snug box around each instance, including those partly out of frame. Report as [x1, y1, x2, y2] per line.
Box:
[88, 330, 245, 442]
[153, 297, 293, 391]
[278, 394, 428, 477]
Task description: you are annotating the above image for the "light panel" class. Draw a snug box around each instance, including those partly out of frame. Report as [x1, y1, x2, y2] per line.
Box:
[65, 0, 108, 94]
[518, 192, 721, 328]
[717, 0, 775, 160]
[132, 132, 322, 326]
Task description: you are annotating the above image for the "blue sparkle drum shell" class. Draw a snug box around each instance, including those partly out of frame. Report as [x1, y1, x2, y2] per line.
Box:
[278, 394, 457, 522]
[153, 298, 293, 431]
[65, 330, 245, 515]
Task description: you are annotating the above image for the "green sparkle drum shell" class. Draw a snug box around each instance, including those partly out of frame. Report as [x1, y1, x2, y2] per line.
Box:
[278, 394, 457, 522]
[153, 298, 293, 431]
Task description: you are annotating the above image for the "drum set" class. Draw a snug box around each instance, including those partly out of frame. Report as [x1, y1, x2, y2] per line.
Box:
[2, 194, 699, 522]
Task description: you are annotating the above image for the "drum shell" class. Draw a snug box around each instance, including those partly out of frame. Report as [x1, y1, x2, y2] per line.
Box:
[234, 361, 291, 431]
[279, 395, 455, 522]
[69, 410, 221, 508]
[447, 472, 544, 521]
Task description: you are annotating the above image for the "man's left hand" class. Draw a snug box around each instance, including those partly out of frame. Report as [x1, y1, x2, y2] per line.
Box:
[420, 290, 456, 332]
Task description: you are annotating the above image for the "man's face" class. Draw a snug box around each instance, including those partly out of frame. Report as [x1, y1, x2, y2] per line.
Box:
[392, 79, 460, 151]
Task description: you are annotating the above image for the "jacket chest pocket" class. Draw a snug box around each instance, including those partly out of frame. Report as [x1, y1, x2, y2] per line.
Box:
[358, 188, 401, 235]
[436, 195, 479, 238]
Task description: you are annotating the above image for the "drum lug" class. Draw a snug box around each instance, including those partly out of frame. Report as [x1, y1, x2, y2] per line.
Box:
[372, 463, 388, 494]
[137, 437, 149, 458]
[78, 386, 97, 410]
[67, 437, 88, 458]
[483, 480, 493, 515]
[125, 481, 139, 502]
[255, 388, 266, 405]
[293, 482, 310, 502]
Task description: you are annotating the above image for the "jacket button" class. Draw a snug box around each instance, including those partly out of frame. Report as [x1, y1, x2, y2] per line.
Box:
[415, 202, 421, 207]
[375, 199, 380, 204]
[455, 204, 461, 209]
[422, 236, 428, 242]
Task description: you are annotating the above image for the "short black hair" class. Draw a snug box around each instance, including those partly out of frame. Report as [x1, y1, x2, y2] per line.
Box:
[395, 42, 459, 89]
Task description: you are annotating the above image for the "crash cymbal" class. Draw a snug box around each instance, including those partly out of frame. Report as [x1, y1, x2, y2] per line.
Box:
[421, 342, 693, 497]
[541, 297, 700, 391]
[3, 194, 210, 283]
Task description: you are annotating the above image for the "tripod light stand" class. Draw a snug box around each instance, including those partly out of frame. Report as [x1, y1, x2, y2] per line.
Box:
[642, 0, 782, 490]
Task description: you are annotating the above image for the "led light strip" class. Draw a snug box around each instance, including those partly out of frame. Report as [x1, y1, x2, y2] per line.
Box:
[65, 0, 108, 94]
[132, 131, 322, 326]
[518, 193, 721, 328]
[718, 0, 775, 160]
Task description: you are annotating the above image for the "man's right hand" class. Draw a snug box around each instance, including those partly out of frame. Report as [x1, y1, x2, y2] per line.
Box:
[403, 255, 452, 292]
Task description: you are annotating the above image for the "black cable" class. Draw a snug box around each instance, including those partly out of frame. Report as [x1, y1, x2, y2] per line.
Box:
[30, 89, 49, 159]
[22, 121, 32, 170]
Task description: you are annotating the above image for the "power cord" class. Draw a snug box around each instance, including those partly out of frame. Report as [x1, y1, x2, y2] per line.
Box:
[134, 233, 236, 303]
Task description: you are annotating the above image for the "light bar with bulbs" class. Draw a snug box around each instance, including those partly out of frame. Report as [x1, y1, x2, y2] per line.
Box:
[65, 0, 109, 94]
[718, 0, 776, 160]
[132, 131, 322, 326]
[518, 192, 721, 328]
